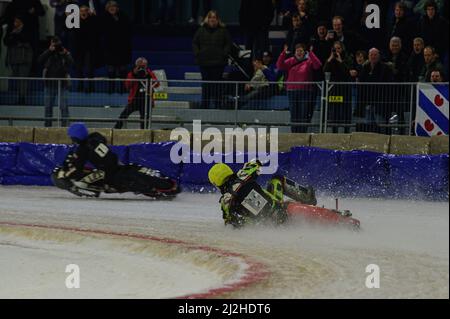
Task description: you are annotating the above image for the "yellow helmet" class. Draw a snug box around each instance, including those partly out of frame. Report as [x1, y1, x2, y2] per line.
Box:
[208, 163, 234, 187]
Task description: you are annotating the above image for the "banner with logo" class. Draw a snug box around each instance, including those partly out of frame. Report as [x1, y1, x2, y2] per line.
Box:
[415, 83, 449, 137]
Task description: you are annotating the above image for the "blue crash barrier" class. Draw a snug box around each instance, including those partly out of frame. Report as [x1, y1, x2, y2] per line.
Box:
[0, 143, 448, 200]
[338, 150, 390, 198]
[128, 142, 182, 180]
[385, 154, 449, 200]
[288, 147, 342, 192]
[0, 143, 19, 177]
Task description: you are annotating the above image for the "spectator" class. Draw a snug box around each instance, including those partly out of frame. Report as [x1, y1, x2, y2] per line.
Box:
[193, 10, 232, 109]
[1, 0, 44, 52]
[349, 50, 367, 81]
[229, 57, 272, 109]
[70, 5, 101, 93]
[276, 43, 322, 133]
[285, 13, 312, 55]
[419, 0, 449, 57]
[239, 0, 274, 59]
[355, 48, 394, 133]
[38, 37, 73, 127]
[414, 0, 446, 15]
[282, 0, 314, 32]
[327, 16, 365, 55]
[386, 37, 409, 82]
[330, 0, 364, 32]
[388, 2, 418, 54]
[114, 58, 159, 130]
[310, 21, 333, 65]
[3, 15, 33, 105]
[101, 1, 132, 94]
[262, 51, 277, 81]
[323, 41, 353, 133]
[420, 46, 445, 82]
[188, 0, 211, 25]
[386, 36, 410, 133]
[407, 37, 425, 81]
[430, 69, 445, 82]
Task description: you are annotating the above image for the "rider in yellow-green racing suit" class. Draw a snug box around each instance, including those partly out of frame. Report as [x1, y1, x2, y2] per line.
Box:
[208, 160, 317, 228]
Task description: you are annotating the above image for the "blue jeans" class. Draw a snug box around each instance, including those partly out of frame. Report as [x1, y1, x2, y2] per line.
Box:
[45, 85, 69, 127]
[287, 90, 315, 133]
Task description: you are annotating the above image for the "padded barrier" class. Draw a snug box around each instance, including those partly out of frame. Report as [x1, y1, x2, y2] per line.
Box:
[128, 142, 182, 180]
[0, 143, 128, 186]
[0, 143, 448, 200]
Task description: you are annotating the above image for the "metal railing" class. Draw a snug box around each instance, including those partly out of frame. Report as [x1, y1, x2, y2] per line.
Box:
[1, 76, 447, 135]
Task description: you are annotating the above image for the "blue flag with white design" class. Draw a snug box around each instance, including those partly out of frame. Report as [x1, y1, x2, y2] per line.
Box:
[415, 83, 449, 137]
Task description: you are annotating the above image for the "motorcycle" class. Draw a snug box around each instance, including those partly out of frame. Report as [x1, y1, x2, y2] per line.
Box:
[51, 164, 180, 199]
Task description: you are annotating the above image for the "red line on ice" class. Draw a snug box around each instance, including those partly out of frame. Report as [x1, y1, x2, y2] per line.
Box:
[0, 221, 270, 299]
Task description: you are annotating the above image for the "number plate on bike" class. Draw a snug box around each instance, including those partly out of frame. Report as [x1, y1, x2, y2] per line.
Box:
[242, 190, 268, 216]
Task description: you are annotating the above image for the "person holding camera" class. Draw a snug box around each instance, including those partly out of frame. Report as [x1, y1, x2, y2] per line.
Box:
[114, 58, 160, 130]
[38, 36, 74, 127]
[323, 41, 353, 133]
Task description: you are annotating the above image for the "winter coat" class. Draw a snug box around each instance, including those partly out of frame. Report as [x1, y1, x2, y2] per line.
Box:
[385, 52, 410, 82]
[419, 15, 449, 56]
[323, 56, 353, 82]
[101, 12, 132, 66]
[420, 59, 445, 82]
[388, 16, 418, 54]
[193, 25, 232, 67]
[407, 52, 425, 82]
[3, 25, 33, 66]
[38, 49, 74, 85]
[239, 0, 274, 30]
[276, 50, 322, 90]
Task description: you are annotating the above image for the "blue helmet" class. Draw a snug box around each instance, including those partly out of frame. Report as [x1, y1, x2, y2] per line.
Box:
[67, 123, 89, 142]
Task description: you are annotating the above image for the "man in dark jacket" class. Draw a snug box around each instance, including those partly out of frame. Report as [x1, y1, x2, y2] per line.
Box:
[355, 48, 394, 134]
[70, 5, 101, 93]
[419, 0, 449, 58]
[327, 15, 366, 55]
[3, 15, 33, 104]
[285, 13, 312, 54]
[310, 21, 332, 65]
[420, 46, 445, 82]
[239, 0, 274, 59]
[38, 37, 74, 127]
[407, 37, 425, 82]
[101, 1, 132, 93]
[1, 0, 44, 54]
[388, 2, 418, 54]
[193, 10, 232, 109]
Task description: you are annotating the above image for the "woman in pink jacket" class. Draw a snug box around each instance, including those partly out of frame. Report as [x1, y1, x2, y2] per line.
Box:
[277, 43, 322, 133]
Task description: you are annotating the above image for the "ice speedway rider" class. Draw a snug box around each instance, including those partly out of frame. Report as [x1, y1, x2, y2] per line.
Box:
[52, 122, 180, 198]
[208, 160, 317, 228]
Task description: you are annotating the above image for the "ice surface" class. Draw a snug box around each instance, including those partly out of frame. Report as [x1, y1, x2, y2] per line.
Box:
[0, 186, 448, 298]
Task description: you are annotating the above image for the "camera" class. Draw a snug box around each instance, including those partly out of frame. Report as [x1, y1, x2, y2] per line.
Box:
[331, 47, 337, 57]
[135, 67, 148, 78]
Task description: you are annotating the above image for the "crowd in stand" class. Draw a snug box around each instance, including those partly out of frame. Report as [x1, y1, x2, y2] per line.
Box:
[0, 0, 448, 133]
